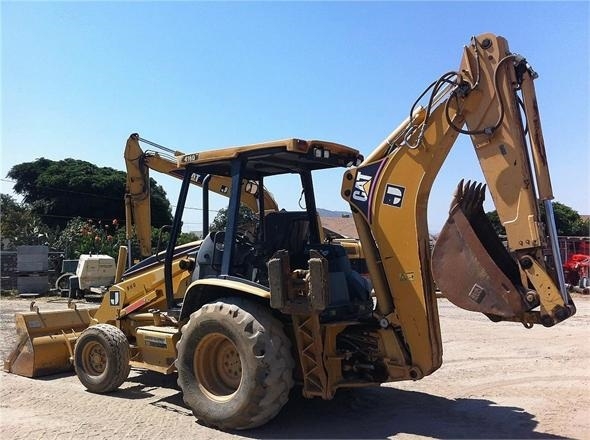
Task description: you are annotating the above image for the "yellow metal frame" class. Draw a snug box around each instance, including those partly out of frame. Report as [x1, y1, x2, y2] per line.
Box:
[341, 33, 574, 380]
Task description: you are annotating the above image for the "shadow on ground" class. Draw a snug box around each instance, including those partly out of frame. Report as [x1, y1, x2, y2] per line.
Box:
[119, 371, 564, 439]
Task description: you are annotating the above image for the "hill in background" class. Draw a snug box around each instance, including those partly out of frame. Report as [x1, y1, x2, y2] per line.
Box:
[317, 208, 352, 218]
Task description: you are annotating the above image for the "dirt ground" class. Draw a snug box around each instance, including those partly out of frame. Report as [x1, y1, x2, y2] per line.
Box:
[0, 294, 588, 440]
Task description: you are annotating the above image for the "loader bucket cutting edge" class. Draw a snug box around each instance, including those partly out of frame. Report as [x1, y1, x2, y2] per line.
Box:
[4, 306, 98, 378]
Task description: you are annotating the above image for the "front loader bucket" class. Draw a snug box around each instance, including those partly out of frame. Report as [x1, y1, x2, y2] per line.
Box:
[432, 181, 529, 319]
[4, 303, 98, 377]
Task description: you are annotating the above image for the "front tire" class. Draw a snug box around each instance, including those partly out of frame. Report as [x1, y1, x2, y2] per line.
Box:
[74, 324, 130, 393]
[176, 297, 294, 430]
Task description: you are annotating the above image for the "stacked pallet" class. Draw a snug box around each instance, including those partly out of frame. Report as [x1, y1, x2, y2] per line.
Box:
[16, 246, 49, 296]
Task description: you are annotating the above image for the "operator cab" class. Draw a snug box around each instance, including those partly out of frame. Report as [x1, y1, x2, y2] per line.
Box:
[165, 138, 372, 321]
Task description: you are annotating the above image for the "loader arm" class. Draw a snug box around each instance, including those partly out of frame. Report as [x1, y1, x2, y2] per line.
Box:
[341, 33, 575, 376]
[124, 133, 279, 258]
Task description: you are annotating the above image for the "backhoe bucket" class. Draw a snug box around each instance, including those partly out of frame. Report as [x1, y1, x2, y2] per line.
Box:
[4, 303, 97, 377]
[432, 181, 529, 318]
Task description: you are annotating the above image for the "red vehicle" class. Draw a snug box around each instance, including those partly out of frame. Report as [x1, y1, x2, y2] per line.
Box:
[563, 240, 590, 288]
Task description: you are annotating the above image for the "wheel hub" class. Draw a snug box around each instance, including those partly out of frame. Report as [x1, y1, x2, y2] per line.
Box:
[83, 342, 106, 375]
[195, 333, 242, 401]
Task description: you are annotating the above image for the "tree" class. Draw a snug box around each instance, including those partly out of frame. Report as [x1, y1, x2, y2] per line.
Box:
[486, 201, 589, 237]
[551, 202, 590, 236]
[485, 210, 505, 236]
[209, 206, 257, 236]
[0, 194, 51, 249]
[178, 231, 202, 245]
[7, 158, 172, 229]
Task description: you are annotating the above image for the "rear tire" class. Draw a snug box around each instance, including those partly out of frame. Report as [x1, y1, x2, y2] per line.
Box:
[74, 324, 130, 393]
[176, 297, 294, 430]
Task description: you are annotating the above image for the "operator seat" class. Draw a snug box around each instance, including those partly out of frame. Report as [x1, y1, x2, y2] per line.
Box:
[195, 232, 223, 279]
[195, 231, 256, 280]
[264, 211, 310, 269]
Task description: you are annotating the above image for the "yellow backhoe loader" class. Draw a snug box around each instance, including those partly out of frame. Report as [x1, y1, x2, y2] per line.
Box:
[5, 33, 575, 431]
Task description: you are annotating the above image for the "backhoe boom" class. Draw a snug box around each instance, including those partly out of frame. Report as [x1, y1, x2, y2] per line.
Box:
[341, 33, 574, 375]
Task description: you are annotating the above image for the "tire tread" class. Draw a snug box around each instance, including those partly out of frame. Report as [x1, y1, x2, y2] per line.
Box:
[176, 297, 294, 430]
[74, 323, 130, 393]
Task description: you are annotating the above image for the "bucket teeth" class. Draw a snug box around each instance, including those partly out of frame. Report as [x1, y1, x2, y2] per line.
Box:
[449, 179, 464, 212]
[450, 179, 487, 218]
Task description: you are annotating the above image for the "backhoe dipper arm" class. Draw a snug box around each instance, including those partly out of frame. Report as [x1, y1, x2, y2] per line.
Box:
[125, 134, 152, 258]
[124, 134, 279, 259]
[341, 33, 575, 377]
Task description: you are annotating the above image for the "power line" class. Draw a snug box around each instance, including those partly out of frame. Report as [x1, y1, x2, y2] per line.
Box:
[171, 205, 220, 213]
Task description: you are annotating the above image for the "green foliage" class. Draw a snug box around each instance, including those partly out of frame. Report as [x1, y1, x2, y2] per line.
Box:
[209, 205, 257, 234]
[0, 194, 51, 249]
[52, 217, 124, 259]
[178, 231, 202, 245]
[551, 202, 589, 236]
[131, 229, 201, 261]
[148, 176, 174, 229]
[486, 201, 589, 237]
[1, 191, 198, 260]
[7, 158, 172, 229]
[485, 210, 505, 236]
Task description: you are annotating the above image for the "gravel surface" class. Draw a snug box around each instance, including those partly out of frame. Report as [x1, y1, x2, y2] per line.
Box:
[1, 294, 588, 439]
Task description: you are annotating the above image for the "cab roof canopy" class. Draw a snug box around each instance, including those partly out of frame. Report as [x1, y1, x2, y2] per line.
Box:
[176, 138, 362, 180]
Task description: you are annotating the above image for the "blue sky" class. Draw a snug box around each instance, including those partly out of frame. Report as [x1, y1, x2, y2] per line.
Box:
[2, 1, 588, 233]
